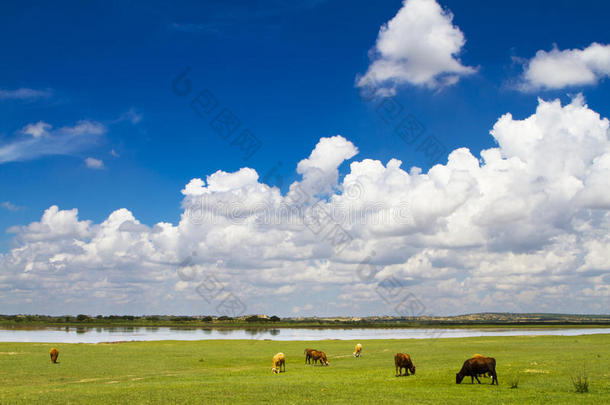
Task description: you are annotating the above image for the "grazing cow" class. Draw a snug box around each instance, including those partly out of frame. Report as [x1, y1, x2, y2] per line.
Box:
[472, 354, 491, 378]
[456, 356, 498, 385]
[49, 348, 59, 364]
[395, 353, 415, 377]
[304, 348, 318, 364]
[271, 352, 286, 374]
[310, 350, 329, 366]
[353, 343, 362, 357]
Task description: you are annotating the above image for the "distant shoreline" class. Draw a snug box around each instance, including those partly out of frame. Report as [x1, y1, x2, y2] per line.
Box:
[2, 323, 610, 331]
[2, 312, 610, 329]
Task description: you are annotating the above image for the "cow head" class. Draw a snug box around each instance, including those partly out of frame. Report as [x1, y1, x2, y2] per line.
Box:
[456, 373, 464, 384]
[410, 365, 416, 375]
[271, 367, 278, 374]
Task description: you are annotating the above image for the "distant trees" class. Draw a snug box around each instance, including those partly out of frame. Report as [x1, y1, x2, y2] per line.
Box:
[171, 316, 192, 322]
[106, 315, 135, 321]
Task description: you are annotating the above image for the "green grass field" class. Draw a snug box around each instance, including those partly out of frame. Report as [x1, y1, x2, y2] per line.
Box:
[1, 334, 608, 404]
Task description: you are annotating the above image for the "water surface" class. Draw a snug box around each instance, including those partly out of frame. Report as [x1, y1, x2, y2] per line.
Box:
[1, 326, 608, 343]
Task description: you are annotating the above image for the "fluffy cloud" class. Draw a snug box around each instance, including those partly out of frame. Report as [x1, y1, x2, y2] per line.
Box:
[21, 122, 51, 138]
[85, 157, 105, 169]
[296, 135, 358, 197]
[0, 97, 609, 316]
[356, 0, 476, 94]
[519, 43, 610, 91]
[0, 120, 106, 164]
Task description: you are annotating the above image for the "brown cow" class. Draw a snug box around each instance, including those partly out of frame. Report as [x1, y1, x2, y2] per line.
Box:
[310, 350, 329, 366]
[472, 354, 491, 378]
[395, 353, 415, 376]
[304, 348, 318, 364]
[49, 348, 59, 364]
[456, 356, 498, 385]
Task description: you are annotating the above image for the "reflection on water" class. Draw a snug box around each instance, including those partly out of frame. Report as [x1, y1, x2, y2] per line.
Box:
[0, 326, 608, 343]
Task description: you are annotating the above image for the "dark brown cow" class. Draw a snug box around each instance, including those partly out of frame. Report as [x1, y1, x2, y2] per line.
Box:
[304, 348, 318, 364]
[310, 350, 329, 366]
[456, 356, 498, 385]
[49, 348, 59, 364]
[395, 353, 415, 376]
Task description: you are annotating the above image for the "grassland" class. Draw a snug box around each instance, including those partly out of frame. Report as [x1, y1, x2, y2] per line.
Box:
[1, 334, 608, 404]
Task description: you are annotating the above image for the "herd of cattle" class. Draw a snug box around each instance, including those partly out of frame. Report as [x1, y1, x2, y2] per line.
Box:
[49, 344, 498, 385]
[270, 344, 499, 385]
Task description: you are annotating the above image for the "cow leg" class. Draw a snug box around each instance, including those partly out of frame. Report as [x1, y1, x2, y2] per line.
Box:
[475, 375, 481, 384]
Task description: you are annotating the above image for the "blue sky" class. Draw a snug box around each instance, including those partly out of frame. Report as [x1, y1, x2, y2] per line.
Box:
[1, 0, 609, 316]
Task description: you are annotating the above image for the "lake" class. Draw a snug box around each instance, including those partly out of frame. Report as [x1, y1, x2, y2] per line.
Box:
[1, 326, 609, 343]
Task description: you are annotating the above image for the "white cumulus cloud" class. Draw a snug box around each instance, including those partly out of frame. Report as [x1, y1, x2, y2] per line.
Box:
[356, 0, 476, 94]
[518, 42, 610, 91]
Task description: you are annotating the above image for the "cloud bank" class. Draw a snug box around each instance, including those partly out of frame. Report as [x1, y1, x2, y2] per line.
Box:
[1, 96, 609, 316]
[356, 0, 476, 94]
[519, 43, 610, 91]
